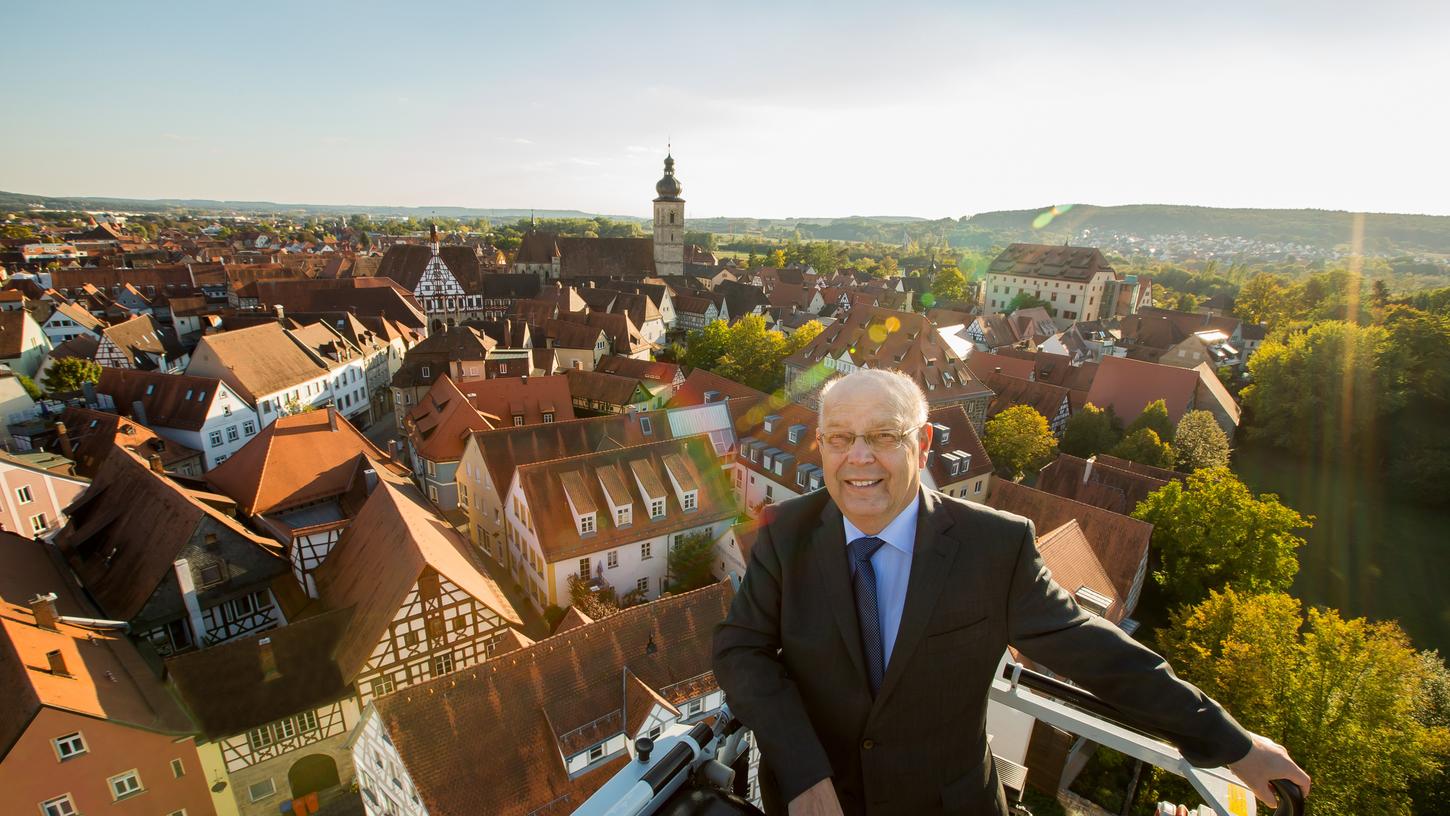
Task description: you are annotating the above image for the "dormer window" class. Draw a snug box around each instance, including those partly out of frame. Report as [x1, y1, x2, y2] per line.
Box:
[787, 424, 806, 444]
[420, 365, 430, 379]
[763, 414, 780, 433]
[615, 506, 631, 527]
[579, 513, 596, 534]
[682, 491, 697, 511]
[650, 498, 664, 519]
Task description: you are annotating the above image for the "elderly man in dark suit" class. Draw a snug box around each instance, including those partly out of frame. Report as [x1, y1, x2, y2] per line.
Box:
[713, 369, 1309, 815]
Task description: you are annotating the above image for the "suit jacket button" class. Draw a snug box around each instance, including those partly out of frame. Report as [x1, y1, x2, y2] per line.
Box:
[861, 739, 875, 750]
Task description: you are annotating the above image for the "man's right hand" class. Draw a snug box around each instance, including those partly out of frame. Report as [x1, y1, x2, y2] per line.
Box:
[789, 778, 844, 816]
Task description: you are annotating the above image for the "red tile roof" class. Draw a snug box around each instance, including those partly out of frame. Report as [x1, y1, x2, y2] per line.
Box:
[58, 406, 200, 476]
[987, 243, 1117, 283]
[206, 408, 401, 515]
[459, 374, 575, 428]
[1035, 453, 1176, 517]
[1035, 520, 1125, 623]
[95, 368, 229, 432]
[1084, 355, 1202, 426]
[373, 581, 733, 816]
[406, 376, 498, 463]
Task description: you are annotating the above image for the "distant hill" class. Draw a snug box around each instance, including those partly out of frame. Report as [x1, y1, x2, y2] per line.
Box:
[6, 188, 1448, 255]
[965, 204, 1450, 255]
[0, 190, 616, 222]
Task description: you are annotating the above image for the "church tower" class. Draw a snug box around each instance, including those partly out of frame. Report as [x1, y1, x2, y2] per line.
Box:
[652, 153, 685, 277]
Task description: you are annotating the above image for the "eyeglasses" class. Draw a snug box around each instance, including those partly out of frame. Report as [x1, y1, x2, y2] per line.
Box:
[816, 426, 921, 453]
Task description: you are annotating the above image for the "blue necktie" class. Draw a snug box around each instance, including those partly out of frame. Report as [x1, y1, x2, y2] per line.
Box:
[849, 536, 887, 695]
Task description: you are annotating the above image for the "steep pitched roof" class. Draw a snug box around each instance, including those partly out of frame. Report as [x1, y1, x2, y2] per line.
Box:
[58, 406, 199, 476]
[99, 314, 185, 368]
[315, 481, 521, 678]
[1085, 355, 1203, 426]
[54, 447, 283, 620]
[1036, 453, 1176, 517]
[988, 243, 1117, 283]
[406, 376, 498, 463]
[190, 322, 330, 403]
[556, 237, 655, 278]
[205, 408, 399, 515]
[517, 436, 735, 562]
[667, 369, 769, 407]
[564, 368, 651, 408]
[982, 372, 1070, 422]
[95, 368, 227, 432]
[0, 533, 195, 755]
[373, 582, 733, 816]
[594, 355, 681, 387]
[986, 480, 1151, 609]
[1035, 520, 1125, 623]
[922, 404, 994, 484]
[166, 607, 354, 739]
[460, 374, 575, 428]
[0, 309, 36, 358]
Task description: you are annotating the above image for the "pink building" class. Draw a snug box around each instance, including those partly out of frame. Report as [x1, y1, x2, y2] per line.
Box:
[0, 452, 88, 538]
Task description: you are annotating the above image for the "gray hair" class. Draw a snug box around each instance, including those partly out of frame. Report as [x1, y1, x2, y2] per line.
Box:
[819, 369, 929, 429]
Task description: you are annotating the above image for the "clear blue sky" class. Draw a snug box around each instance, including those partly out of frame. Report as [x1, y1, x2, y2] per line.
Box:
[2, 1, 1444, 218]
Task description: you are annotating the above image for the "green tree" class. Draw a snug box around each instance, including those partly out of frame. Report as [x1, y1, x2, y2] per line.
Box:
[1156, 589, 1450, 816]
[1172, 410, 1230, 472]
[680, 319, 730, 371]
[1125, 399, 1174, 442]
[1110, 427, 1175, 469]
[41, 357, 101, 396]
[1241, 321, 1398, 458]
[983, 405, 1057, 480]
[567, 574, 621, 621]
[1132, 467, 1310, 606]
[782, 320, 824, 359]
[1059, 403, 1121, 458]
[1006, 291, 1056, 317]
[1233, 272, 1292, 327]
[716, 315, 788, 393]
[667, 531, 717, 593]
[929, 264, 969, 303]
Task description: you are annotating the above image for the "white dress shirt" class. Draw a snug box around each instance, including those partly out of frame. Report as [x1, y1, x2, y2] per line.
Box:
[842, 493, 920, 670]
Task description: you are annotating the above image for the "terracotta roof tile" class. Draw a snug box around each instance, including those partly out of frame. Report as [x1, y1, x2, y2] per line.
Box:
[189, 322, 329, 404]
[373, 582, 733, 816]
[95, 368, 228, 432]
[1035, 520, 1125, 623]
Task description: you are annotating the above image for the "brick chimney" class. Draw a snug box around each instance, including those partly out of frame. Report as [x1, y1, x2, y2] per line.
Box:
[54, 422, 73, 459]
[29, 592, 59, 630]
[258, 637, 281, 682]
[148, 454, 165, 474]
[46, 649, 69, 677]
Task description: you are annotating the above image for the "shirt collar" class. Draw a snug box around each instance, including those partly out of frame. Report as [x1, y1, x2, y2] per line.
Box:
[842, 491, 920, 556]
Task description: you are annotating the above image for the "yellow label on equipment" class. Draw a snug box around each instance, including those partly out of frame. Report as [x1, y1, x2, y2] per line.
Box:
[1227, 784, 1250, 816]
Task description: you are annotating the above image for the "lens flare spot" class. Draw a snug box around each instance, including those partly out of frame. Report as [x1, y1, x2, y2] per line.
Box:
[868, 325, 888, 343]
[920, 292, 936, 308]
[1032, 203, 1075, 230]
[884, 316, 901, 334]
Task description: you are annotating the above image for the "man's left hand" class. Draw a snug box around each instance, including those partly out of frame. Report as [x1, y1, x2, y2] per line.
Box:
[1227, 732, 1311, 808]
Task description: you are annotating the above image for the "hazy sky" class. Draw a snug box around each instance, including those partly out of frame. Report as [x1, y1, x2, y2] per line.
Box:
[3, 1, 1445, 218]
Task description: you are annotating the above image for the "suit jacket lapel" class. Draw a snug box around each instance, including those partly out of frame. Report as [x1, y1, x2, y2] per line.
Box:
[810, 500, 867, 686]
[870, 489, 959, 716]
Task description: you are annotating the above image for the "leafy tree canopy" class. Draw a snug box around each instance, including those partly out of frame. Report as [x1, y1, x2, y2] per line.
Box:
[983, 405, 1057, 480]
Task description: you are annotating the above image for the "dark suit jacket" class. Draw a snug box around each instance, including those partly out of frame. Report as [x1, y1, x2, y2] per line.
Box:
[712, 488, 1251, 815]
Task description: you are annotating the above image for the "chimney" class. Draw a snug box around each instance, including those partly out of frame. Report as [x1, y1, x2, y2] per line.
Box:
[173, 559, 208, 645]
[82, 380, 98, 407]
[274, 303, 285, 322]
[29, 593, 60, 630]
[258, 637, 281, 682]
[131, 399, 148, 426]
[386, 440, 398, 461]
[55, 422, 73, 459]
[149, 454, 164, 474]
[328, 407, 338, 432]
[46, 649, 70, 677]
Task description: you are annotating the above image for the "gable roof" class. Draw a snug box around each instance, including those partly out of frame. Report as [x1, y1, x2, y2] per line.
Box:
[373, 582, 733, 816]
[95, 368, 228, 432]
[0, 309, 38, 358]
[988, 243, 1117, 283]
[54, 447, 283, 621]
[986, 480, 1151, 610]
[667, 369, 769, 407]
[58, 406, 200, 476]
[461, 374, 575, 428]
[1085, 355, 1203, 426]
[315, 481, 521, 678]
[99, 314, 185, 368]
[0, 533, 195, 755]
[205, 408, 398, 516]
[406, 376, 498, 463]
[1034, 520, 1125, 623]
[1035, 453, 1176, 516]
[190, 322, 328, 403]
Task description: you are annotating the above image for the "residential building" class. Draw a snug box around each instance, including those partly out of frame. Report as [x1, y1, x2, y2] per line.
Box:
[350, 581, 733, 816]
[565, 368, 656, 415]
[1084, 355, 1241, 436]
[53, 447, 291, 656]
[456, 402, 737, 581]
[1036, 453, 1179, 517]
[95, 313, 188, 372]
[919, 405, 995, 501]
[37, 300, 107, 345]
[94, 368, 261, 470]
[504, 436, 736, 610]
[982, 243, 1124, 321]
[166, 480, 521, 816]
[0, 450, 89, 538]
[783, 304, 994, 432]
[0, 536, 217, 816]
[402, 376, 499, 509]
[594, 355, 684, 406]
[0, 308, 53, 377]
[538, 318, 610, 372]
[187, 322, 335, 428]
[205, 408, 409, 598]
[56, 407, 205, 478]
[288, 321, 373, 425]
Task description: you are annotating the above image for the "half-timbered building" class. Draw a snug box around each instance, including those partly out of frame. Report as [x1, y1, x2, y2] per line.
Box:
[166, 479, 522, 815]
[205, 408, 410, 599]
[94, 313, 189, 372]
[53, 446, 290, 657]
[350, 580, 735, 816]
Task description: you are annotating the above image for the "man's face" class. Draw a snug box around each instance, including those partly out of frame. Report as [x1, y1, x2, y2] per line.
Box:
[818, 379, 931, 535]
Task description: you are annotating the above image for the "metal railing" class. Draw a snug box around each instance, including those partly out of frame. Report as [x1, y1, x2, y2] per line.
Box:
[572, 663, 1305, 816]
